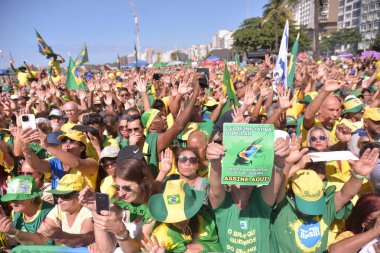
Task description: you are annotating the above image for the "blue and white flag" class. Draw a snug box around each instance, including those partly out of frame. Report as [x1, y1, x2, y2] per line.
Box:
[273, 20, 289, 91]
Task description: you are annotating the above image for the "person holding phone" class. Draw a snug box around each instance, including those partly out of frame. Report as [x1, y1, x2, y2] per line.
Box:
[79, 157, 157, 253]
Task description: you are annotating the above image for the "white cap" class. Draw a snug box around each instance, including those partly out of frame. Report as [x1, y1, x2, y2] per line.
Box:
[10, 94, 19, 100]
[48, 109, 64, 119]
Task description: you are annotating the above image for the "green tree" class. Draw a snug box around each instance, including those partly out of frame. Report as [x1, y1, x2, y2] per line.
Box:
[262, 0, 294, 52]
[370, 34, 380, 51]
[232, 17, 310, 54]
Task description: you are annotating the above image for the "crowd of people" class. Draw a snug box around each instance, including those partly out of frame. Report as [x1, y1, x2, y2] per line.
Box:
[0, 53, 379, 253]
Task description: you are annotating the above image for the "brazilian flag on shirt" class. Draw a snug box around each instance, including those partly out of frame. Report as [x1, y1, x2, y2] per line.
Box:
[66, 57, 86, 91]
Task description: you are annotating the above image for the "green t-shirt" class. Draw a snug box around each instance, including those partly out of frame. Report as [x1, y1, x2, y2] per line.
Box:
[143, 133, 159, 177]
[198, 118, 214, 140]
[270, 186, 350, 253]
[29, 142, 50, 159]
[12, 201, 54, 245]
[213, 187, 272, 253]
[116, 136, 128, 148]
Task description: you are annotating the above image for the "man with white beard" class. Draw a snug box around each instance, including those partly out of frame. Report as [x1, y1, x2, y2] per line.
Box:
[48, 109, 65, 132]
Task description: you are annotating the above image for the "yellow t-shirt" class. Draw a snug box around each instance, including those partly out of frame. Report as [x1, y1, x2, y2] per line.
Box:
[51, 74, 61, 84]
[100, 175, 117, 199]
[301, 118, 340, 147]
[17, 71, 29, 86]
[49, 60, 62, 75]
[69, 158, 98, 190]
[61, 122, 78, 133]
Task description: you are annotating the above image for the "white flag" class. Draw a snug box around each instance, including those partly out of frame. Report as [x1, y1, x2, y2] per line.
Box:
[273, 20, 289, 91]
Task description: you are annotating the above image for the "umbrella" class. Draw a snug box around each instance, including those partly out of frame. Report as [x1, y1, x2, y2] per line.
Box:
[127, 60, 149, 68]
[153, 61, 167, 68]
[361, 50, 380, 60]
[167, 60, 184, 66]
[206, 55, 221, 61]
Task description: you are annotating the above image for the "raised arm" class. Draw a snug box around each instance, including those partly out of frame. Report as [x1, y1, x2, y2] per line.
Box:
[206, 142, 226, 208]
[303, 80, 343, 130]
[156, 75, 200, 154]
[334, 148, 379, 212]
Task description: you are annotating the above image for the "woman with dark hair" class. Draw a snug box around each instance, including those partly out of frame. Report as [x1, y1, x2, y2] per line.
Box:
[79, 158, 157, 253]
[329, 194, 380, 253]
[19, 128, 98, 190]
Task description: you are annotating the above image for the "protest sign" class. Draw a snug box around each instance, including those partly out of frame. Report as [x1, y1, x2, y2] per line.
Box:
[222, 123, 274, 185]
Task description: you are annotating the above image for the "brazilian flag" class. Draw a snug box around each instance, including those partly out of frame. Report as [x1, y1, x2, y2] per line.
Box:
[74, 44, 89, 66]
[66, 57, 86, 91]
[35, 29, 54, 58]
[221, 62, 239, 115]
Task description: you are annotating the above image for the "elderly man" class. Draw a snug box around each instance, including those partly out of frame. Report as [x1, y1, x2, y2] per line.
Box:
[61, 101, 80, 132]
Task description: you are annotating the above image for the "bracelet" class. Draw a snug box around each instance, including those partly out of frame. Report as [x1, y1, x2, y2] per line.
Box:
[114, 228, 129, 241]
[274, 163, 284, 172]
[351, 170, 366, 180]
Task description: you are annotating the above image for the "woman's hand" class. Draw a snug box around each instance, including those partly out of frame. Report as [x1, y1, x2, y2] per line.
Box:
[78, 186, 97, 212]
[141, 235, 165, 253]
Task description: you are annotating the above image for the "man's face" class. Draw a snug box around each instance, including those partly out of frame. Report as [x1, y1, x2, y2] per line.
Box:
[151, 113, 167, 133]
[363, 91, 372, 103]
[50, 116, 64, 131]
[234, 82, 246, 100]
[364, 119, 380, 139]
[64, 103, 79, 123]
[127, 119, 144, 136]
[318, 97, 341, 127]
[187, 138, 207, 161]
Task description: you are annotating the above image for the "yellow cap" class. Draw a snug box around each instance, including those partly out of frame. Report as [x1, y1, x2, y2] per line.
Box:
[363, 107, 380, 121]
[47, 174, 86, 194]
[57, 129, 87, 145]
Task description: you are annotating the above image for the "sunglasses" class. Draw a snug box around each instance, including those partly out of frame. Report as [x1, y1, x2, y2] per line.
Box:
[119, 93, 129, 97]
[178, 155, 199, 164]
[18, 172, 36, 176]
[310, 135, 327, 142]
[118, 125, 128, 131]
[115, 185, 133, 192]
[127, 127, 142, 133]
[53, 192, 78, 200]
[61, 138, 78, 145]
[100, 159, 117, 168]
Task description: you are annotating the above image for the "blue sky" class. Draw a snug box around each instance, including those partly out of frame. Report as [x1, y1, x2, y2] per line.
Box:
[0, 0, 268, 68]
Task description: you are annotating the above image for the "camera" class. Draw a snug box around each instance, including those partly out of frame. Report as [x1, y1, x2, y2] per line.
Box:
[22, 115, 29, 122]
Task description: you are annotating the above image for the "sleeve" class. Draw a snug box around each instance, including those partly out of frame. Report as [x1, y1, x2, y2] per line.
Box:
[49, 158, 64, 178]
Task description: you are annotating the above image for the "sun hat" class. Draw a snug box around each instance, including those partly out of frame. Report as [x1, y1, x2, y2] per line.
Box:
[48, 109, 64, 119]
[148, 179, 205, 223]
[47, 174, 86, 195]
[99, 145, 120, 164]
[299, 92, 318, 105]
[342, 97, 364, 115]
[1, 176, 42, 202]
[363, 107, 380, 121]
[116, 145, 145, 164]
[291, 170, 325, 215]
[141, 109, 160, 129]
[57, 129, 87, 145]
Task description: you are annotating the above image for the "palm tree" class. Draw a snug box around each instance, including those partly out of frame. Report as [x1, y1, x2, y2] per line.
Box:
[262, 0, 294, 52]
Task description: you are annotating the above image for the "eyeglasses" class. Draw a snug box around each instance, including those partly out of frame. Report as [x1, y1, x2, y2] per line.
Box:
[53, 192, 78, 200]
[119, 93, 128, 97]
[115, 185, 133, 192]
[61, 138, 78, 145]
[118, 125, 128, 131]
[18, 171, 35, 176]
[127, 127, 142, 133]
[178, 155, 199, 164]
[100, 159, 117, 168]
[310, 135, 327, 142]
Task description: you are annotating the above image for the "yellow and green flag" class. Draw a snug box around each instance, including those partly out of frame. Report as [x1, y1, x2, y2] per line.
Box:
[235, 51, 240, 71]
[66, 57, 86, 91]
[221, 62, 239, 115]
[287, 33, 299, 88]
[35, 29, 54, 58]
[74, 44, 89, 66]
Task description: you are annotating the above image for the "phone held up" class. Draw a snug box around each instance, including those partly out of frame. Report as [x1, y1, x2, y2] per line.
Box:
[21, 114, 37, 130]
[95, 192, 110, 214]
[196, 68, 209, 88]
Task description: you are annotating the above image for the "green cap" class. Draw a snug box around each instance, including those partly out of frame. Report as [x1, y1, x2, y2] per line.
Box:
[1, 176, 42, 202]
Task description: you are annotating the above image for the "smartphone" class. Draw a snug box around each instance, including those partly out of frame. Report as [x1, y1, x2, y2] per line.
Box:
[196, 68, 209, 88]
[21, 114, 36, 129]
[95, 193, 110, 214]
[153, 73, 162, 81]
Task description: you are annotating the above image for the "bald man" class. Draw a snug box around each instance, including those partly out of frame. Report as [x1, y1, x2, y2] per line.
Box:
[301, 80, 346, 145]
[61, 101, 79, 132]
[187, 130, 209, 177]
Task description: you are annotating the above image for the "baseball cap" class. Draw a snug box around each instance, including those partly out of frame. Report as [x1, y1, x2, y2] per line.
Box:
[99, 146, 120, 164]
[47, 174, 86, 195]
[57, 129, 87, 145]
[1, 176, 42, 202]
[292, 170, 326, 215]
[116, 145, 145, 164]
[342, 97, 364, 115]
[363, 107, 380, 121]
[47, 131, 63, 145]
[48, 109, 64, 119]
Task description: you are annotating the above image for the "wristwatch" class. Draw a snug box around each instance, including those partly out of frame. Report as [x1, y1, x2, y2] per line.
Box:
[115, 228, 129, 241]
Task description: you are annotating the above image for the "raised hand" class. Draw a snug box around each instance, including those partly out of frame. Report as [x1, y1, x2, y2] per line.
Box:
[324, 79, 344, 92]
[160, 148, 173, 175]
[243, 86, 256, 106]
[335, 123, 352, 143]
[284, 134, 308, 164]
[231, 107, 245, 123]
[274, 135, 290, 168]
[260, 83, 271, 98]
[77, 90, 87, 101]
[178, 76, 193, 95]
[278, 87, 295, 110]
[78, 186, 96, 212]
[135, 76, 147, 94]
[141, 235, 165, 253]
[104, 93, 113, 106]
[349, 148, 379, 177]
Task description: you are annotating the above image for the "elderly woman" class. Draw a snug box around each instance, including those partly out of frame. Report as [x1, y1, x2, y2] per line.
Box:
[80, 157, 157, 253]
